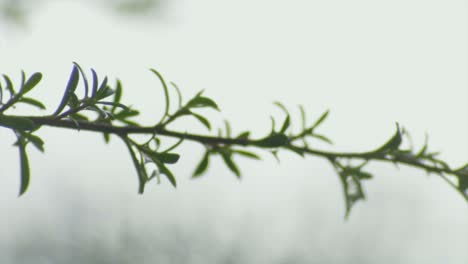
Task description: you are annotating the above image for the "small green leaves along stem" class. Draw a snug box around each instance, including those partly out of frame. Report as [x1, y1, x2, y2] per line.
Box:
[1, 63, 466, 218]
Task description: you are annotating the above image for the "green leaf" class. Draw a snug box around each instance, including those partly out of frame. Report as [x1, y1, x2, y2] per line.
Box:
[155, 152, 180, 164]
[18, 97, 46, 110]
[24, 133, 45, 152]
[21, 72, 42, 94]
[255, 133, 289, 148]
[170, 82, 183, 108]
[0, 115, 35, 131]
[236, 131, 250, 140]
[224, 120, 232, 138]
[340, 172, 365, 219]
[150, 69, 170, 123]
[299, 105, 306, 130]
[191, 112, 211, 130]
[341, 166, 373, 180]
[96, 77, 109, 96]
[122, 137, 147, 194]
[95, 85, 114, 101]
[140, 147, 178, 187]
[332, 162, 368, 219]
[138, 152, 150, 186]
[103, 132, 110, 144]
[311, 110, 329, 129]
[456, 164, 468, 193]
[416, 135, 429, 158]
[186, 96, 219, 110]
[114, 108, 139, 119]
[375, 123, 402, 152]
[53, 65, 80, 115]
[280, 115, 290, 133]
[285, 146, 305, 157]
[70, 113, 89, 121]
[355, 171, 373, 180]
[73, 62, 89, 98]
[273, 101, 289, 115]
[270, 116, 276, 132]
[232, 149, 261, 160]
[162, 137, 184, 153]
[95, 101, 129, 110]
[193, 151, 210, 178]
[112, 80, 123, 113]
[67, 93, 80, 109]
[220, 151, 241, 178]
[3, 74, 15, 96]
[311, 133, 333, 144]
[91, 68, 99, 97]
[17, 135, 30, 196]
[153, 160, 177, 188]
[458, 176, 468, 193]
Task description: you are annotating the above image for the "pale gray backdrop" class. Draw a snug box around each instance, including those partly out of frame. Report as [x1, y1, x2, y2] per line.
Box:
[0, 0, 467, 263]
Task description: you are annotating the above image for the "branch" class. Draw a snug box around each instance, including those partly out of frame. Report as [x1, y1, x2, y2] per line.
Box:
[0, 64, 466, 218]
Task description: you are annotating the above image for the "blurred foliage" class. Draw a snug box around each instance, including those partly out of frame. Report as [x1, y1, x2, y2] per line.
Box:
[0, 0, 165, 25]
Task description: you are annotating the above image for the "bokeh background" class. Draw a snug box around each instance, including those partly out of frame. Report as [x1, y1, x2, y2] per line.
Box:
[0, 0, 467, 263]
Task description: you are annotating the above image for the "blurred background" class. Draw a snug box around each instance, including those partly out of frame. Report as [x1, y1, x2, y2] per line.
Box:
[0, 0, 467, 263]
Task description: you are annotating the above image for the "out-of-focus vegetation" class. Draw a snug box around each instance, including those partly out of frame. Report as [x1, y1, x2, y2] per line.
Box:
[0, 0, 165, 25]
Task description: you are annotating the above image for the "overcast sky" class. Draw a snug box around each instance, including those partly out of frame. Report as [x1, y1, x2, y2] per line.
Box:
[0, 1, 467, 263]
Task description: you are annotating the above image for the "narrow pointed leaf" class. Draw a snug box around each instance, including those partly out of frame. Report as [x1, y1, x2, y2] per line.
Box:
[3, 74, 15, 96]
[220, 151, 241, 178]
[170, 82, 183, 108]
[96, 76, 109, 97]
[224, 120, 232, 138]
[299, 105, 306, 130]
[53, 65, 79, 115]
[311, 133, 333, 144]
[236, 131, 250, 140]
[191, 112, 211, 130]
[155, 152, 180, 164]
[91, 69, 98, 97]
[114, 108, 140, 119]
[112, 80, 123, 113]
[375, 124, 402, 152]
[18, 97, 46, 110]
[311, 110, 329, 129]
[280, 115, 290, 133]
[18, 136, 30, 196]
[73, 62, 89, 98]
[122, 137, 146, 194]
[232, 149, 261, 160]
[163, 138, 184, 153]
[186, 96, 219, 110]
[273, 101, 289, 115]
[22, 72, 42, 94]
[193, 152, 210, 178]
[285, 146, 305, 157]
[25, 134, 45, 152]
[150, 69, 170, 123]
[103, 132, 110, 143]
[155, 161, 177, 188]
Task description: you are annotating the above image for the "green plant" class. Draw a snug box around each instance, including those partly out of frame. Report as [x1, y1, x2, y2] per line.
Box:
[1, 63, 466, 217]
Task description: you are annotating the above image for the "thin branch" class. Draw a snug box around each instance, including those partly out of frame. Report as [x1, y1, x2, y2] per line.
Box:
[21, 115, 463, 179]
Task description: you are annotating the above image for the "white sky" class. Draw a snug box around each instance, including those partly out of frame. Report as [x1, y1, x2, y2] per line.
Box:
[0, 0, 467, 263]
